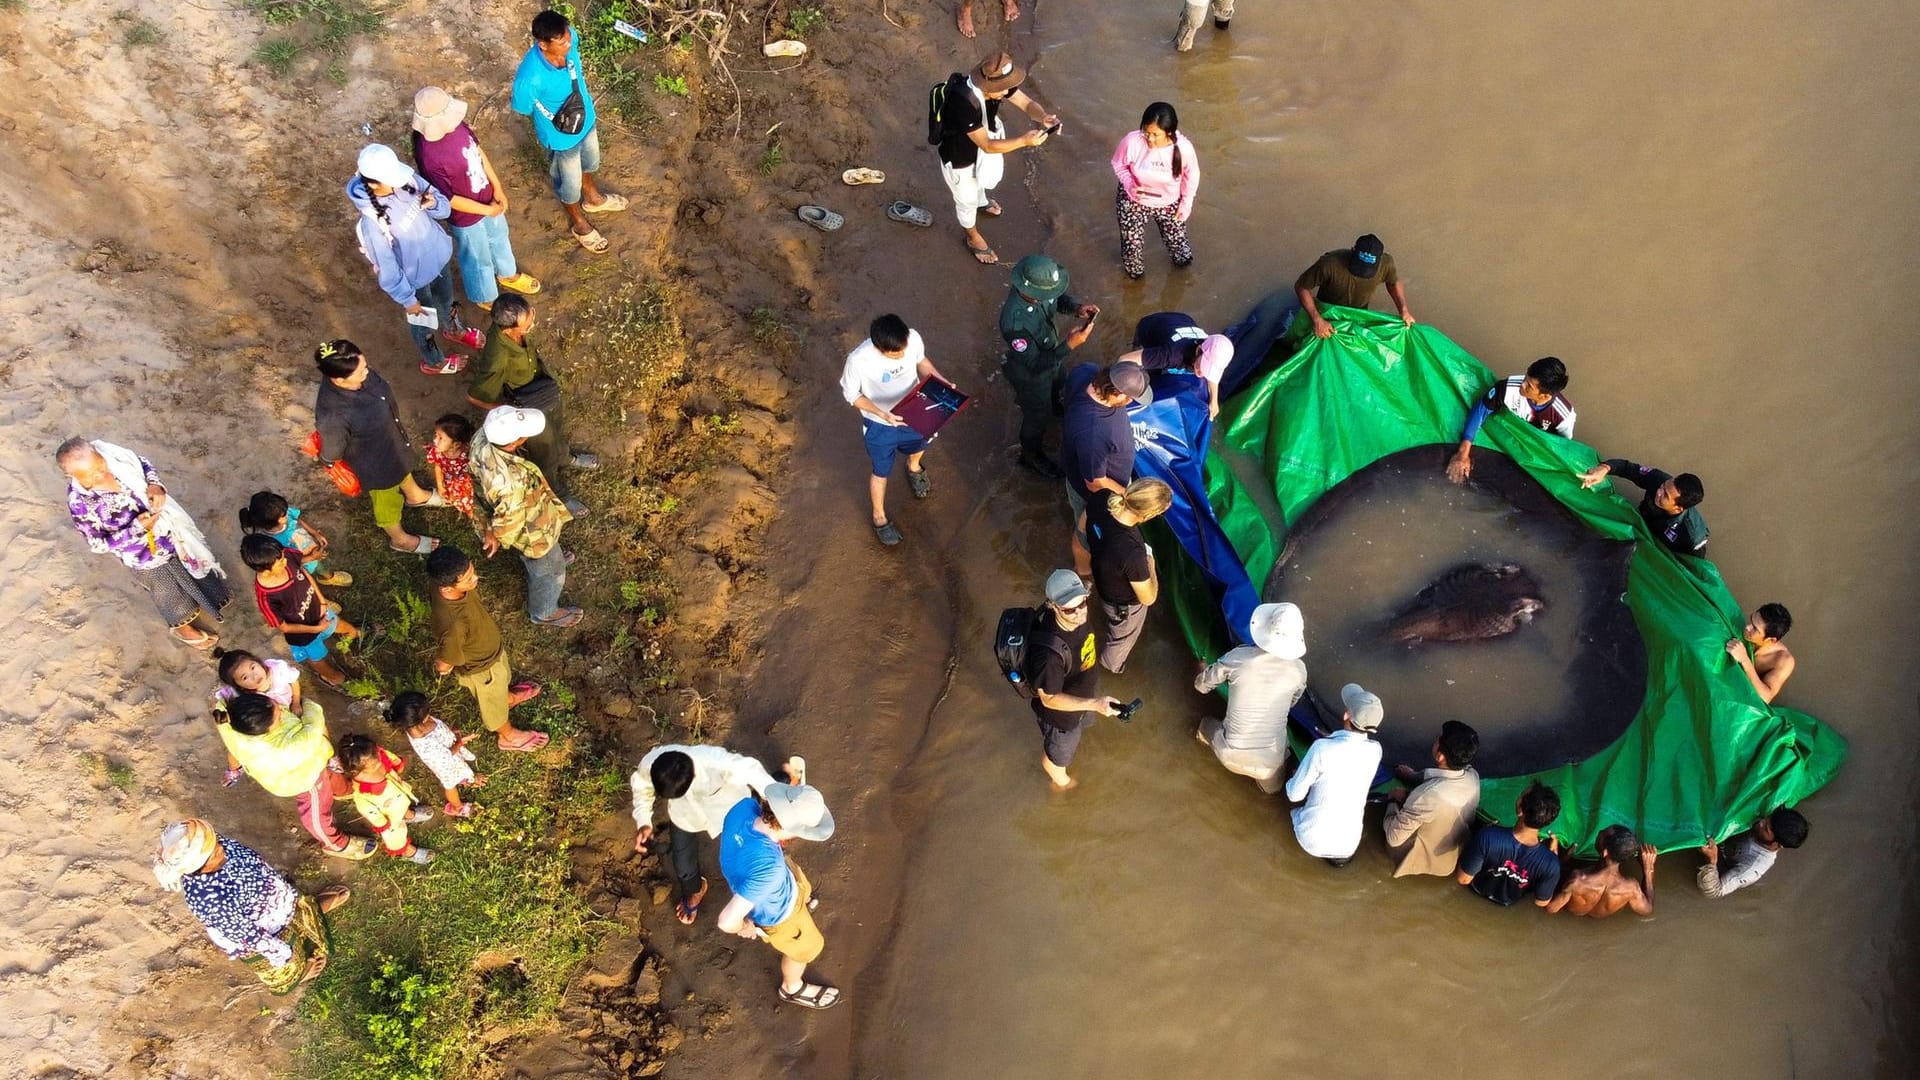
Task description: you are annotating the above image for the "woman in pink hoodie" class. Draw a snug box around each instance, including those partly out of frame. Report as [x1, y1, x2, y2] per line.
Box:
[1111, 102, 1201, 280]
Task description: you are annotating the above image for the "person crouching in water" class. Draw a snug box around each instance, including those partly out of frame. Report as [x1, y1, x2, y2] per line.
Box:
[1192, 602, 1307, 793]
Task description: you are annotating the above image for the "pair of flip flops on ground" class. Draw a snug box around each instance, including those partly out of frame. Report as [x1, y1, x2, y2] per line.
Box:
[797, 199, 945, 232]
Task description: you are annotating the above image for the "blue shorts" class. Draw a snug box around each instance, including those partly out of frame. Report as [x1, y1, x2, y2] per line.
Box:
[288, 614, 337, 663]
[862, 418, 928, 477]
[548, 127, 602, 205]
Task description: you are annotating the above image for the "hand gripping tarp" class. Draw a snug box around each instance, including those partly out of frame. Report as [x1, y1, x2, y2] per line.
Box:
[1147, 302, 1847, 854]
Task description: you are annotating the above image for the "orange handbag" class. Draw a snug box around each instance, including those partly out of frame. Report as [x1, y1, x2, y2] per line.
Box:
[301, 431, 362, 498]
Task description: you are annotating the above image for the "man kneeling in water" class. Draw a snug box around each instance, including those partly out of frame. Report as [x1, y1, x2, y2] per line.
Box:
[1546, 825, 1656, 919]
[1725, 602, 1795, 703]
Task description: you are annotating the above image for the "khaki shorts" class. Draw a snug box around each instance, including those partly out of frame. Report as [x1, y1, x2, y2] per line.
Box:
[758, 860, 824, 964]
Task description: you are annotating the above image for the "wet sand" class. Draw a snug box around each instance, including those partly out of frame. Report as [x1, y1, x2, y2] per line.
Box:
[678, 2, 1920, 1077]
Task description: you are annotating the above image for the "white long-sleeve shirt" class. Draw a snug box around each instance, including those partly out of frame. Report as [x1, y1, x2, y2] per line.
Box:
[1284, 729, 1382, 859]
[1697, 834, 1779, 898]
[630, 744, 778, 838]
[1194, 647, 1306, 777]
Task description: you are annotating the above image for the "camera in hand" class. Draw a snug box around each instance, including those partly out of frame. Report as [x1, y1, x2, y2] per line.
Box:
[1044, 121, 1063, 135]
[1113, 697, 1144, 723]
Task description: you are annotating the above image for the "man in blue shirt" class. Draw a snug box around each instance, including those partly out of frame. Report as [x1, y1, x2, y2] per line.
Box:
[715, 774, 841, 1009]
[1456, 781, 1564, 907]
[510, 11, 627, 253]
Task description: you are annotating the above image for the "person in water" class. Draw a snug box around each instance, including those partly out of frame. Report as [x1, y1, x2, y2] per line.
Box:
[1447, 356, 1576, 483]
[1546, 825, 1656, 919]
[1698, 807, 1808, 899]
[1578, 457, 1709, 556]
[1725, 602, 1795, 703]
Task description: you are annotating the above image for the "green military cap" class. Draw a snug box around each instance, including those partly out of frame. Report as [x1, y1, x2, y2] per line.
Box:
[1009, 254, 1069, 302]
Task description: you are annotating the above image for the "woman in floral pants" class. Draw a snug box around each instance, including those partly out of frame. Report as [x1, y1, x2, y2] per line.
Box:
[1111, 101, 1202, 280]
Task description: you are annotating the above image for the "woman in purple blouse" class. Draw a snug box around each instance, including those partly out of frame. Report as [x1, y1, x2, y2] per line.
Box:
[57, 437, 230, 649]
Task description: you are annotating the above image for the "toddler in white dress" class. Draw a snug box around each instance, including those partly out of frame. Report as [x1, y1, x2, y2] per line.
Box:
[388, 690, 485, 816]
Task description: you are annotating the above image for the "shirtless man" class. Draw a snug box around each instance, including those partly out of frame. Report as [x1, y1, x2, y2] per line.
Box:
[1546, 825, 1656, 919]
[1725, 602, 1795, 703]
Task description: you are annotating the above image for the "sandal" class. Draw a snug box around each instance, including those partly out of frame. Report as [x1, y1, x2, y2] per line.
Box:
[530, 606, 583, 628]
[967, 239, 999, 265]
[886, 201, 933, 227]
[797, 205, 844, 231]
[778, 982, 842, 1010]
[675, 877, 709, 925]
[315, 571, 355, 588]
[841, 167, 885, 186]
[170, 626, 218, 650]
[497, 273, 541, 295]
[873, 520, 903, 546]
[497, 730, 550, 753]
[324, 838, 379, 861]
[508, 680, 542, 706]
[583, 193, 629, 214]
[906, 467, 931, 499]
[982, 199, 1004, 217]
[421, 354, 468, 376]
[573, 228, 610, 254]
[443, 801, 476, 818]
[389, 534, 440, 555]
[316, 885, 352, 913]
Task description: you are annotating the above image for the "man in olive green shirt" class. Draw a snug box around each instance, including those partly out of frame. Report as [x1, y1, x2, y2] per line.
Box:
[468, 294, 598, 513]
[1293, 233, 1414, 339]
[425, 545, 550, 751]
[999, 254, 1098, 479]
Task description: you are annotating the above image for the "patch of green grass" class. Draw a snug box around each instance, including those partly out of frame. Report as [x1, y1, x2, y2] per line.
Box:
[243, 0, 382, 78]
[653, 73, 689, 97]
[749, 304, 802, 355]
[758, 140, 785, 176]
[557, 0, 655, 125]
[786, 6, 826, 36]
[253, 38, 303, 76]
[0, 0, 26, 11]
[296, 686, 619, 1080]
[116, 12, 164, 47]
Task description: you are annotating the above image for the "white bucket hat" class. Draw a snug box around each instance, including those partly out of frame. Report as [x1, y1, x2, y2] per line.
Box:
[411, 86, 469, 141]
[763, 782, 835, 842]
[1248, 602, 1306, 659]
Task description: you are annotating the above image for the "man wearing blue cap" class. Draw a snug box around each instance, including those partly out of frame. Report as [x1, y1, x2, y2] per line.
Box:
[1294, 233, 1414, 339]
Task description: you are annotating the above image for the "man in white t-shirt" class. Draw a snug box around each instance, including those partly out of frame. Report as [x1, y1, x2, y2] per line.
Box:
[1284, 682, 1385, 867]
[840, 313, 955, 546]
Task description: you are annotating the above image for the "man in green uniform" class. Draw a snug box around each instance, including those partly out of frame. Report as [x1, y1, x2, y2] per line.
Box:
[468, 294, 598, 514]
[999, 255, 1099, 479]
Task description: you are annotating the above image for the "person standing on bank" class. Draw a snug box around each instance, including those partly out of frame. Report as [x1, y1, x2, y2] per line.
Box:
[469, 406, 582, 628]
[1088, 477, 1171, 674]
[631, 744, 780, 924]
[715, 773, 841, 1009]
[839, 313, 954, 547]
[312, 340, 440, 555]
[469, 294, 597, 516]
[58, 437, 230, 650]
[512, 10, 628, 254]
[1110, 101, 1200, 280]
[1027, 569, 1124, 790]
[932, 52, 1058, 265]
[1193, 602, 1308, 793]
[347, 144, 472, 377]
[425, 546, 549, 752]
[1284, 683, 1385, 867]
[409, 86, 541, 312]
[1000, 254, 1098, 479]
[1294, 233, 1414, 339]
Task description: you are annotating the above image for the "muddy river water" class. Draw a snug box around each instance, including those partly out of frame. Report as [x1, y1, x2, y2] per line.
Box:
[843, 3, 1919, 1076]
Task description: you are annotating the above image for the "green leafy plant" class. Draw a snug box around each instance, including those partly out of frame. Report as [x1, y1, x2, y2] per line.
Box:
[654, 73, 689, 97]
[117, 13, 164, 47]
[787, 6, 825, 36]
[758, 141, 785, 176]
[253, 38, 303, 75]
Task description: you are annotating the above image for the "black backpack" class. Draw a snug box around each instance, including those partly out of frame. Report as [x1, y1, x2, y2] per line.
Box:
[926, 73, 967, 146]
[995, 606, 1070, 698]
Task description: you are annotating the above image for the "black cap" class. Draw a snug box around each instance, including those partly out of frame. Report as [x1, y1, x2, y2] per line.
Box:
[1348, 234, 1384, 278]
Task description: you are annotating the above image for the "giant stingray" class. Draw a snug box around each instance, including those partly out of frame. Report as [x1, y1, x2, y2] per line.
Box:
[1264, 443, 1648, 778]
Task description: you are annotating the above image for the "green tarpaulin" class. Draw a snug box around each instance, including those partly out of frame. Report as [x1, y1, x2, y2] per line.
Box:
[1166, 305, 1847, 854]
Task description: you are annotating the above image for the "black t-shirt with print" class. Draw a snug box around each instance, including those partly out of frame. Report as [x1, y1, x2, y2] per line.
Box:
[1028, 611, 1099, 731]
[1459, 827, 1562, 906]
[937, 76, 1001, 169]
